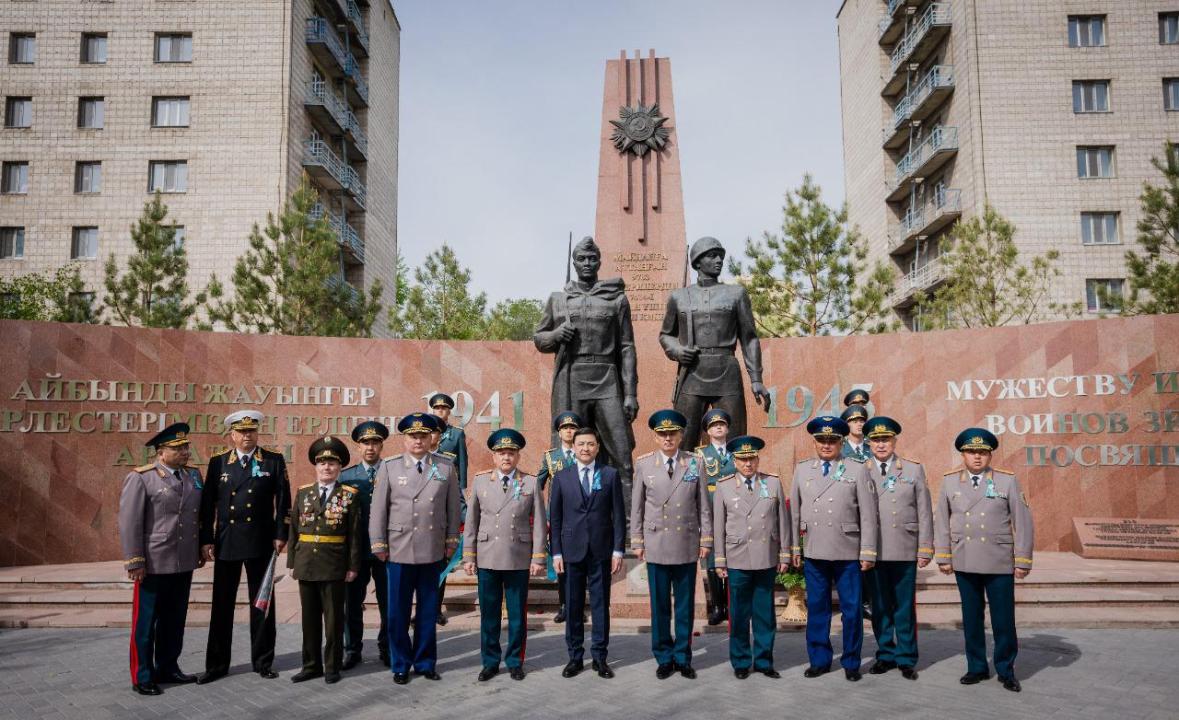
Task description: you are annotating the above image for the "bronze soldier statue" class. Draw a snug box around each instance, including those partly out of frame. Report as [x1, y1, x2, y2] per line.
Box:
[659, 236, 769, 450]
[534, 235, 638, 510]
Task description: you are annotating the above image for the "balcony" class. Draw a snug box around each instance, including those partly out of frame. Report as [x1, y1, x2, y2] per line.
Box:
[310, 202, 365, 264]
[306, 18, 348, 77]
[883, 3, 952, 97]
[882, 65, 954, 150]
[878, 0, 919, 46]
[890, 188, 962, 255]
[343, 165, 366, 211]
[303, 138, 347, 191]
[887, 125, 958, 202]
[304, 78, 349, 136]
[326, 274, 361, 303]
[890, 258, 946, 308]
[345, 0, 370, 57]
[344, 55, 369, 107]
[345, 107, 367, 159]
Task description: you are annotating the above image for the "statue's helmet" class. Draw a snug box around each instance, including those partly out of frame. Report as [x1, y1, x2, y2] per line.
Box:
[689, 236, 725, 268]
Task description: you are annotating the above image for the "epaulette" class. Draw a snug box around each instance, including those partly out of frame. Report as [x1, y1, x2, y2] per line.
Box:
[901, 456, 920, 464]
[847, 455, 866, 463]
[797, 458, 811, 465]
[943, 467, 963, 476]
[636, 450, 655, 460]
[436, 450, 457, 459]
[299, 482, 314, 489]
[717, 473, 738, 484]
[992, 467, 1014, 476]
[340, 485, 357, 493]
[761, 472, 780, 478]
[475, 468, 495, 477]
[134, 463, 155, 473]
[387, 454, 404, 461]
[695, 445, 709, 453]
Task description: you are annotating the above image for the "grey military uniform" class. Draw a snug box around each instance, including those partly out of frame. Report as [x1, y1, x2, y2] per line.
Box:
[462, 470, 547, 571]
[789, 458, 879, 563]
[369, 454, 461, 564]
[119, 462, 203, 574]
[630, 450, 713, 565]
[866, 455, 934, 562]
[713, 473, 790, 571]
[934, 468, 1034, 574]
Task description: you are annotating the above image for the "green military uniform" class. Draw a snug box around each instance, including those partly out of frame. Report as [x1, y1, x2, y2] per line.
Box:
[430, 394, 468, 626]
[695, 407, 737, 626]
[287, 437, 363, 683]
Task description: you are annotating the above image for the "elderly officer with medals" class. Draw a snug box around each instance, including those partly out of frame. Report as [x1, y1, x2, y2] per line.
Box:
[695, 408, 736, 626]
[631, 410, 712, 680]
[119, 422, 204, 696]
[370, 412, 461, 684]
[862, 417, 932, 680]
[790, 416, 878, 681]
[288, 436, 363, 684]
[536, 411, 583, 623]
[339, 421, 391, 669]
[462, 429, 547, 682]
[713, 435, 790, 679]
[429, 393, 468, 626]
[198, 409, 292, 684]
[936, 428, 1034, 693]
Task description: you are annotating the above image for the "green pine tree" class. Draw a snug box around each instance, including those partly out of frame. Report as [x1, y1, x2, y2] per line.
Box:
[0, 263, 96, 323]
[484, 298, 543, 340]
[204, 178, 383, 337]
[102, 192, 206, 328]
[1112, 140, 1179, 315]
[729, 174, 898, 336]
[389, 244, 488, 340]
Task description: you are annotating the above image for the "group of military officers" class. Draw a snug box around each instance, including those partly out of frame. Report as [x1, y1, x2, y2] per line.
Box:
[118, 392, 1034, 695]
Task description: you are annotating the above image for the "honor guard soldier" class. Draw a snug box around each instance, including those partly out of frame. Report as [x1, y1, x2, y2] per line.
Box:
[119, 423, 204, 696]
[370, 413, 461, 684]
[713, 435, 790, 679]
[696, 408, 735, 626]
[339, 421, 391, 669]
[430, 394, 468, 626]
[288, 436, 363, 684]
[790, 416, 878, 681]
[536, 411, 584, 623]
[936, 429, 1034, 693]
[840, 404, 871, 462]
[631, 410, 713, 680]
[198, 410, 292, 684]
[862, 417, 932, 680]
[462, 429, 547, 682]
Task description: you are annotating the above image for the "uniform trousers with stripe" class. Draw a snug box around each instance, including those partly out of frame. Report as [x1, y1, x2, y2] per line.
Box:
[803, 557, 864, 671]
[867, 560, 918, 667]
[955, 571, 1018, 679]
[129, 571, 193, 685]
[385, 560, 442, 674]
[477, 568, 530, 669]
[647, 562, 697, 667]
[726, 567, 776, 671]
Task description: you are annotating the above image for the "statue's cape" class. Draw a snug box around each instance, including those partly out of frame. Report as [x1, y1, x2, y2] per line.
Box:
[562, 278, 626, 302]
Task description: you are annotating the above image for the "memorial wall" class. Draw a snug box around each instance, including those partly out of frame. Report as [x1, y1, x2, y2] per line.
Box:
[0, 314, 1175, 566]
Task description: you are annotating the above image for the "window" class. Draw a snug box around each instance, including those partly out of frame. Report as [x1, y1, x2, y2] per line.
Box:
[71, 227, 98, 259]
[1166, 79, 1179, 111]
[1162, 13, 1179, 44]
[148, 160, 188, 193]
[77, 97, 104, 129]
[81, 33, 107, 63]
[154, 33, 192, 63]
[1077, 146, 1115, 178]
[75, 162, 101, 193]
[151, 97, 190, 127]
[1068, 15, 1106, 47]
[4, 97, 31, 128]
[1081, 212, 1120, 245]
[171, 225, 185, 249]
[8, 33, 35, 64]
[1086, 279, 1123, 312]
[1, 162, 28, 194]
[0, 227, 24, 259]
[1073, 80, 1110, 112]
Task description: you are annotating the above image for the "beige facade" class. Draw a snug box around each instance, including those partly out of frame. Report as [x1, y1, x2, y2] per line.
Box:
[837, 0, 1179, 329]
[0, 0, 399, 334]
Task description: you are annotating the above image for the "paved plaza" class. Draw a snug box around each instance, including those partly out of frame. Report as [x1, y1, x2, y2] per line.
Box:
[0, 625, 1175, 720]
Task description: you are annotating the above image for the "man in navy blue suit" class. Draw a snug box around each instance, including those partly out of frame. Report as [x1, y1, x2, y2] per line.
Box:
[550, 427, 626, 679]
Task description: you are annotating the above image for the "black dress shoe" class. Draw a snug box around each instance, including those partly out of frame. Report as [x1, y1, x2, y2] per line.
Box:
[393, 672, 409, 685]
[478, 666, 499, 682]
[869, 660, 896, 675]
[342, 654, 361, 671]
[707, 608, 724, 626]
[679, 665, 696, 679]
[592, 660, 614, 678]
[290, 670, 323, 683]
[509, 666, 525, 681]
[417, 670, 441, 681]
[157, 670, 197, 684]
[960, 671, 990, 685]
[734, 667, 751, 679]
[901, 667, 918, 681]
[324, 673, 341, 684]
[759, 668, 781, 679]
[132, 682, 162, 696]
[561, 660, 584, 678]
[803, 666, 829, 678]
[195, 671, 225, 685]
[1000, 676, 1022, 692]
[655, 663, 675, 680]
[436, 613, 448, 626]
[845, 669, 862, 682]
[258, 669, 279, 679]
[553, 605, 567, 623]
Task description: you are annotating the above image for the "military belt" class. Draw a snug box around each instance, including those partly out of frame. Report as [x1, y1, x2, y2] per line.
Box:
[574, 354, 614, 363]
[298, 534, 346, 544]
[696, 346, 734, 355]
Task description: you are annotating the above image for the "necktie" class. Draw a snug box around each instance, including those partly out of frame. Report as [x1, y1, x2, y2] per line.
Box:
[367, 464, 377, 482]
[416, 460, 423, 474]
[240, 454, 249, 468]
[319, 486, 329, 506]
[880, 461, 888, 476]
[565, 450, 574, 464]
[581, 467, 591, 495]
[971, 475, 980, 489]
[744, 476, 753, 493]
[666, 457, 674, 477]
[174, 469, 184, 485]
[502, 474, 510, 493]
[822, 461, 831, 477]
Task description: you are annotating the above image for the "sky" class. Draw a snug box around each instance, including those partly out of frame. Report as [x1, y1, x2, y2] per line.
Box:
[393, 1, 846, 303]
